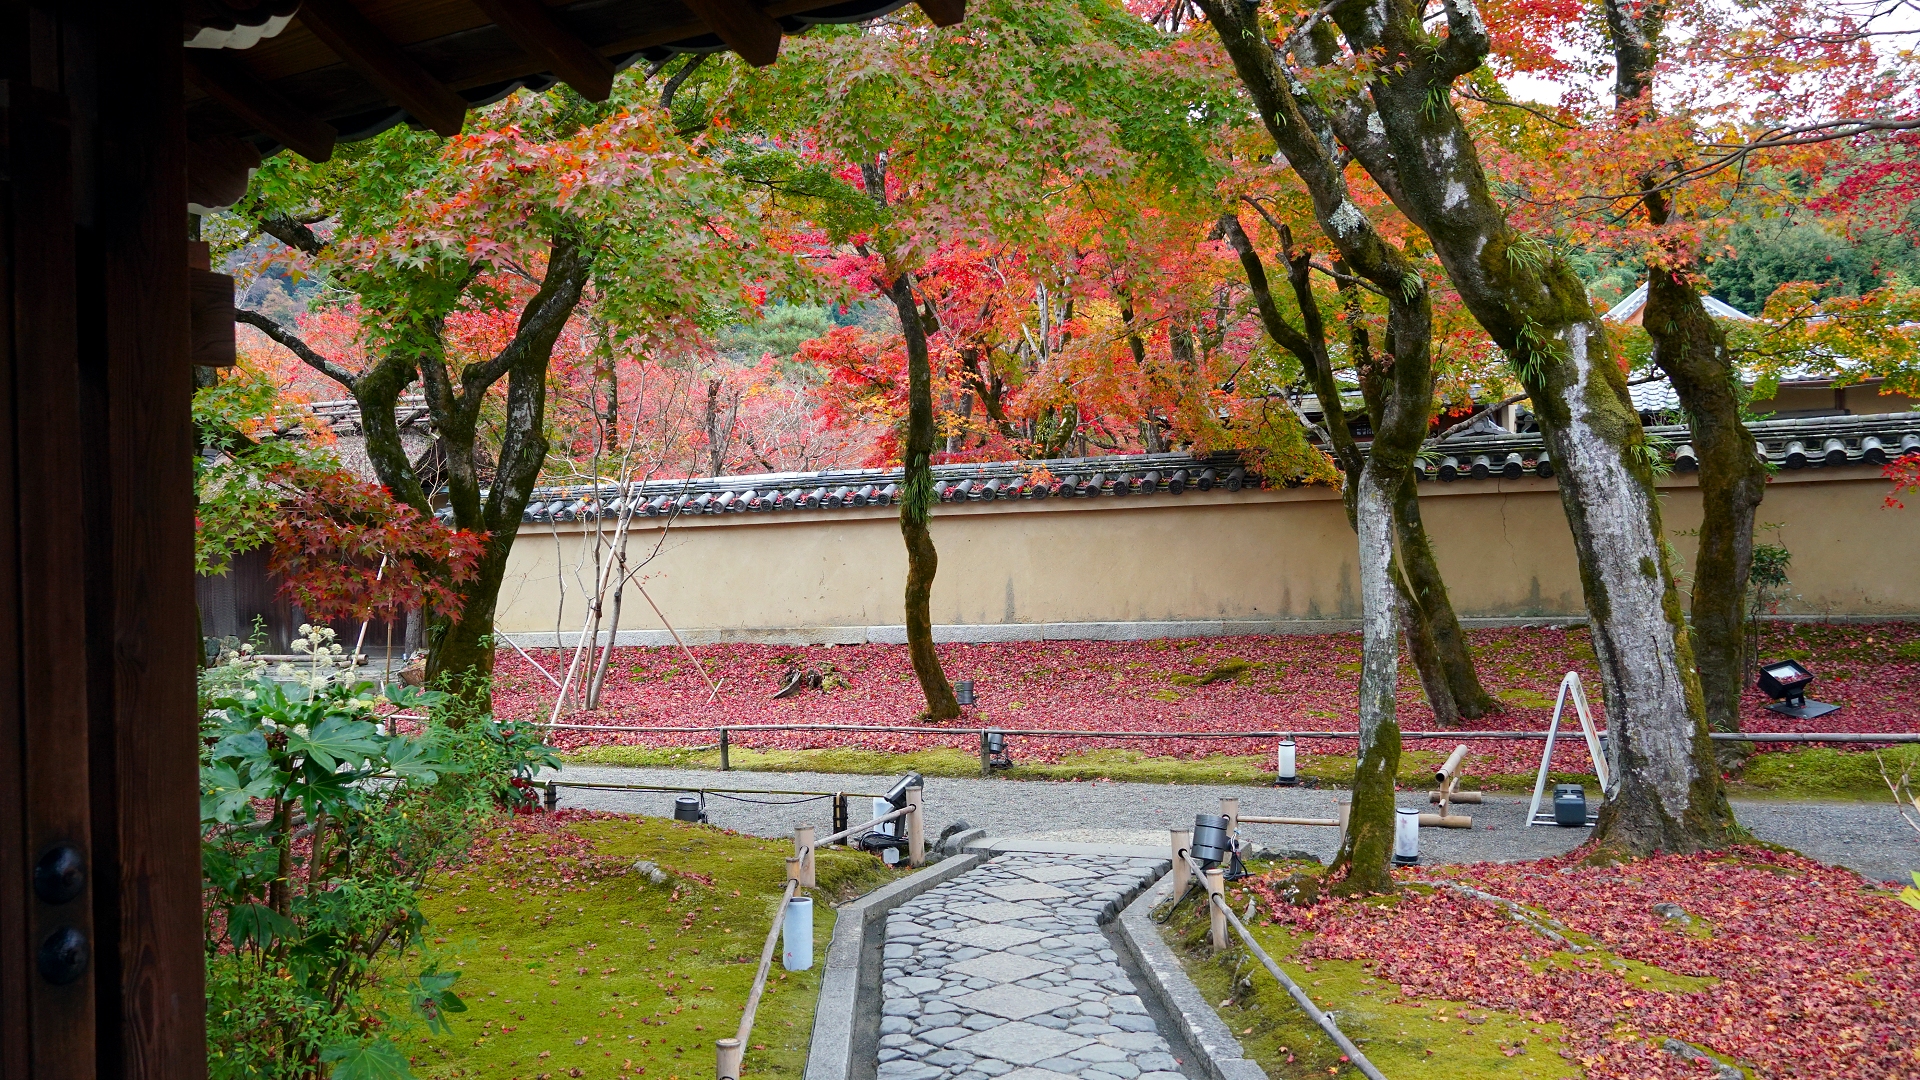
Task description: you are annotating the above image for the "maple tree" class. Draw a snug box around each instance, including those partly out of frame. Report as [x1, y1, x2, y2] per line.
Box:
[226, 79, 795, 711]
[721, 0, 1229, 718]
[1193, 0, 1745, 858]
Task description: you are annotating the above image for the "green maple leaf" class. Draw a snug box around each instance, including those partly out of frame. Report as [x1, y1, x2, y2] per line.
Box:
[320, 1039, 414, 1080]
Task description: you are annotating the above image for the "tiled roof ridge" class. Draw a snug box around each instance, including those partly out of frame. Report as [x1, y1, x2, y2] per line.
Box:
[457, 413, 1920, 525]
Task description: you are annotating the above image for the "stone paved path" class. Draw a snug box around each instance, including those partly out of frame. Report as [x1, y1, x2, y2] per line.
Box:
[875, 852, 1187, 1080]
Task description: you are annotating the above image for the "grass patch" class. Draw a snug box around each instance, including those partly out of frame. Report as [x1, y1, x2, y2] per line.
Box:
[562, 746, 1474, 790]
[1727, 744, 1920, 801]
[403, 813, 902, 1080]
[1159, 889, 1578, 1078]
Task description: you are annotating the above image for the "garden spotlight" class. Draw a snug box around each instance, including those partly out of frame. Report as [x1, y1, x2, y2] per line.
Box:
[1756, 659, 1839, 719]
[955, 679, 976, 707]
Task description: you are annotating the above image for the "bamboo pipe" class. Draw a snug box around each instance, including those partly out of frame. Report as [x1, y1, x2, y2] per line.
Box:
[905, 787, 925, 867]
[793, 827, 816, 888]
[1429, 790, 1484, 804]
[1205, 868, 1228, 951]
[1236, 815, 1342, 827]
[1170, 830, 1192, 898]
[1434, 744, 1470, 786]
[1219, 796, 1239, 835]
[1418, 813, 1473, 829]
[715, 1039, 743, 1080]
[724, 876, 797, 1080]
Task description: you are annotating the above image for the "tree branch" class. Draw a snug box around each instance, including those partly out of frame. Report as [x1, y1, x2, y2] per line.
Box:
[237, 309, 358, 389]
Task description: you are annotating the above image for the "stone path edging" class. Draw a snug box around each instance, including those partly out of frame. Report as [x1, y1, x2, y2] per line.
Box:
[1110, 880, 1266, 1080]
[807, 854, 990, 1080]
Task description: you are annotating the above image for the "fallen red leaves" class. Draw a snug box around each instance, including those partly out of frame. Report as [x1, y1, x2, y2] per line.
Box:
[490, 622, 1920, 776]
[1242, 847, 1919, 1079]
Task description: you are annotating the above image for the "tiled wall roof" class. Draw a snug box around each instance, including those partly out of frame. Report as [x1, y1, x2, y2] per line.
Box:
[455, 413, 1920, 526]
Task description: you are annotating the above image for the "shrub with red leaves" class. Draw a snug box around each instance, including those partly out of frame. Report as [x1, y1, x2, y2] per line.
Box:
[266, 463, 485, 623]
[492, 623, 1920, 775]
[1241, 847, 1919, 1079]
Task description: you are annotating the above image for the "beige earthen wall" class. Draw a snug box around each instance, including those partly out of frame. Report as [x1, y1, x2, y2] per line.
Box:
[492, 466, 1919, 639]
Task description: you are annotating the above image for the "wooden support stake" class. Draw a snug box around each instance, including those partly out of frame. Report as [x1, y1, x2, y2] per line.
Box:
[794, 826, 816, 888]
[1219, 796, 1239, 836]
[1429, 790, 1483, 804]
[1337, 798, 1351, 842]
[1170, 830, 1192, 898]
[979, 730, 992, 777]
[1418, 813, 1473, 829]
[905, 786, 925, 867]
[715, 1037, 743, 1080]
[785, 854, 801, 885]
[1205, 868, 1228, 951]
[719, 728, 730, 771]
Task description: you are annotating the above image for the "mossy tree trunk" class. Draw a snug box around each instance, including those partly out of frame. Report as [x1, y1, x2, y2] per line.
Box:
[1196, 39, 1438, 889]
[240, 232, 594, 718]
[1604, 0, 1769, 740]
[1198, 0, 1737, 856]
[863, 160, 958, 721]
[1221, 213, 1491, 729]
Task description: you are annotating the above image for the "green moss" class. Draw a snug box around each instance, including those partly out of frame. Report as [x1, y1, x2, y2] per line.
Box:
[1159, 893, 1579, 1078]
[1171, 658, 1256, 687]
[402, 816, 901, 1080]
[1496, 688, 1558, 710]
[1729, 745, 1920, 801]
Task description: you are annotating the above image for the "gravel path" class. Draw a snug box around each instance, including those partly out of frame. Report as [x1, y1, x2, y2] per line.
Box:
[536, 764, 1920, 884]
[874, 853, 1183, 1080]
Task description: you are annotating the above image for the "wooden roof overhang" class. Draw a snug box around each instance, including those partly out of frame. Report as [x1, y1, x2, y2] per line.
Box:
[183, 0, 963, 179]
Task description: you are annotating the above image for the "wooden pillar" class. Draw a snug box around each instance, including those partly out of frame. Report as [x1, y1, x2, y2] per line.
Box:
[1169, 829, 1192, 898]
[905, 786, 925, 867]
[2, 7, 207, 1080]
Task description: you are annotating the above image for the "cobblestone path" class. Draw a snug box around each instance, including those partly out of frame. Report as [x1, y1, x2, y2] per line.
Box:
[876, 853, 1188, 1080]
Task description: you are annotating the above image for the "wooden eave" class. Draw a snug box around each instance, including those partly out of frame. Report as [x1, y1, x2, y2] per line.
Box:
[184, 0, 961, 161]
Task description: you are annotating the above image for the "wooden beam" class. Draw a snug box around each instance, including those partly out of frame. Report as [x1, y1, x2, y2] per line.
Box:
[297, 0, 470, 137]
[470, 0, 615, 102]
[190, 270, 238, 369]
[915, 0, 966, 27]
[184, 53, 337, 163]
[186, 136, 261, 211]
[680, 0, 783, 67]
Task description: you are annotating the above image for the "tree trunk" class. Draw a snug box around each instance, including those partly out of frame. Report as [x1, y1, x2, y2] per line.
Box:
[1602, 0, 1768, 740]
[1643, 270, 1767, 735]
[1391, 470, 1496, 720]
[1332, 460, 1404, 894]
[884, 269, 959, 720]
[1397, 575, 1456, 728]
[1195, 0, 1738, 856]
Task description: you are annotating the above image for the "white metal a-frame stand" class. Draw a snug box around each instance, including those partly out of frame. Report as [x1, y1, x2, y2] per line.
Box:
[1525, 671, 1614, 827]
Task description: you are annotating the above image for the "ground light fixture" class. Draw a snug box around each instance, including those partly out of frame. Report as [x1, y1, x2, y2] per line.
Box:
[1274, 738, 1298, 786]
[673, 794, 708, 824]
[1191, 814, 1232, 868]
[1392, 806, 1421, 866]
[1756, 658, 1840, 719]
[954, 679, 976, 707]
[861, 773, 925, 864]
[985, 730, 1013, 770]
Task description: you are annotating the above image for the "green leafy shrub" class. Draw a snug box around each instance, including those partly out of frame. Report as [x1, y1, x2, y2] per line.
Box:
[200, 629, 554, 1079]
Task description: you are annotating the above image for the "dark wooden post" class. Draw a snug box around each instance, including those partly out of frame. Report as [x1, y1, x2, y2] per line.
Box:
[2, 4, 208, 1079]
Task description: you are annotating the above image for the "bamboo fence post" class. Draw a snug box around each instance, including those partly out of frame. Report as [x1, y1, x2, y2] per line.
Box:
[1219, 796, 1239, 836]
[905, 787, 925, 867]
[794, 826, 816, 888]
[1205, 868, 1228, 951]
[978, 730, 992, 777]
[720, 728, 731, 771]
[1170, 830, 1191, 898]
[715, 1038, 743, 1080]
[1337, 798, 1351, 843]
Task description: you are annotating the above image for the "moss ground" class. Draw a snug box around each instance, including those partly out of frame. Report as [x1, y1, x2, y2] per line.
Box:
[403, 814, 901, 1080]
[1158, 879, 1583, 1078]
[565, 742, 1911, 801]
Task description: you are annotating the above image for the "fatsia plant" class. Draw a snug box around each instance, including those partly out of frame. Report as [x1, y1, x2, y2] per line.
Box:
[199, 646, 553, 1080]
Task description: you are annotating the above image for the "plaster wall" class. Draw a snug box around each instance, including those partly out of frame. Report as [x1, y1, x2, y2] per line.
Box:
[491, 467, 1919, 640]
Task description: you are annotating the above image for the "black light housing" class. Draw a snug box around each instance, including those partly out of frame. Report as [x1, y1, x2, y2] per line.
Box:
[954, 679, 976, 707]
[1191, 814, 1232, 866]
[1756, 659, 1840, 719]
[673, 794, 707, 823]
[985, 730, 1013, 769]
